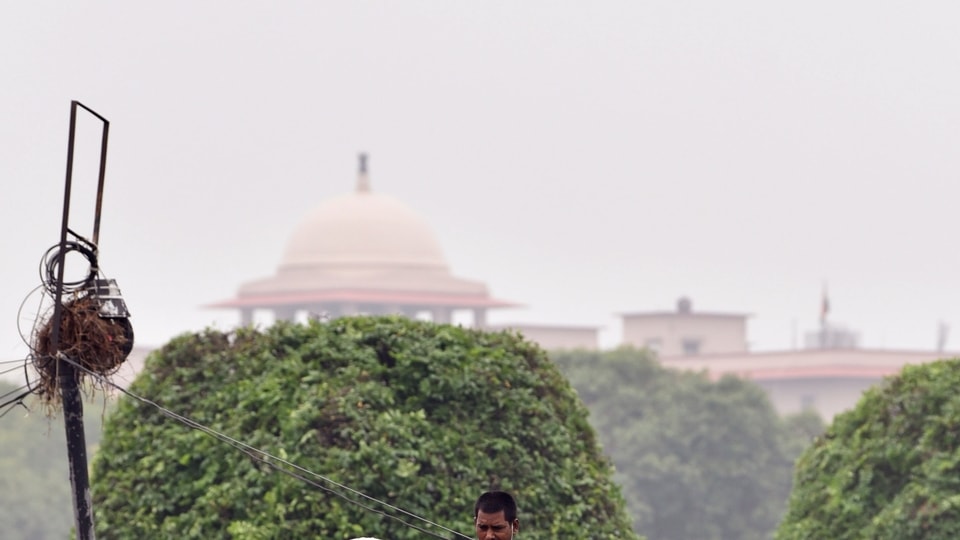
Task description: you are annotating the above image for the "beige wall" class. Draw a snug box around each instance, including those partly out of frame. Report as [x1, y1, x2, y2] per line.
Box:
[622, 314, 748, 356]
[492, 324, 598, 351]
[659, 348, 956, 420]
[755, 377, 880, 419]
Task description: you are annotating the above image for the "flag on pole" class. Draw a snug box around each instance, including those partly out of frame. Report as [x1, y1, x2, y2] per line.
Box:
[820, 284, 829, 324]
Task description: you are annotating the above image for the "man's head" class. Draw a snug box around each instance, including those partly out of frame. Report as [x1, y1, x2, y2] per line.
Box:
[474, 491, 519, 540]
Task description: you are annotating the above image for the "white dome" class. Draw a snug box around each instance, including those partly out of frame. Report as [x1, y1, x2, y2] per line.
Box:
[231, 160, 499, 301]
[280, 190, 448, 272]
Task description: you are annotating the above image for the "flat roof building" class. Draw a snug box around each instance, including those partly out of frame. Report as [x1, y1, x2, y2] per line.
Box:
[620, 297, 749, 356]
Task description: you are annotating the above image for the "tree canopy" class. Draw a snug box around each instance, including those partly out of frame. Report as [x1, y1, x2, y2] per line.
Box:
[0, 380, 109, 540]
[91, 317, 640, 539]
[553, 347, 821, 540]
[777, 358, 960, 539]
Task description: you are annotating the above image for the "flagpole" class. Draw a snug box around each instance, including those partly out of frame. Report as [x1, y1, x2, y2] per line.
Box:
[820, 282, 829, 349]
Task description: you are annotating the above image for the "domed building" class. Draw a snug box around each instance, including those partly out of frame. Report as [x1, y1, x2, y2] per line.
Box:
[209, 155, 517, 326]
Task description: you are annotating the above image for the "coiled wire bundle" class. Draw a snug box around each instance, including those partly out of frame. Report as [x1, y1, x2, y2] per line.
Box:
[30, 233, 133, 408]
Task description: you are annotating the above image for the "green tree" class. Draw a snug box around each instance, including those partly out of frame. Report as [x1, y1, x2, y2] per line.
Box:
[0, 380, 109, 540]
[781, 409, 827, 459]
[91, 317, 640, 539]
[553, 347, 818, 540]
[777, 358, 960, 540]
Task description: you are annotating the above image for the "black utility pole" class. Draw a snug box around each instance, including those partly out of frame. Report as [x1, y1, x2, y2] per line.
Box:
[58, 365, 95, 540]
[48, 101, 111, 540]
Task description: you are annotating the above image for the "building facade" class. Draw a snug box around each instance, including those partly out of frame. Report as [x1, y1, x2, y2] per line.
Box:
[620, 297, 749, 356]
[623, 299, 955, 419]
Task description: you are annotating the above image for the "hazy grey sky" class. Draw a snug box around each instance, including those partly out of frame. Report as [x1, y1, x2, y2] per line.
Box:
[2, 1, 959, 366]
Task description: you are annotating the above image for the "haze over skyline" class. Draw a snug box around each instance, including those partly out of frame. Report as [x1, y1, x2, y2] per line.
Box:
[3, 2, 959, 370]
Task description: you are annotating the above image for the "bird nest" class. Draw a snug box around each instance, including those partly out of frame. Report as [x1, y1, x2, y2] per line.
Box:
[31, 294, 134, 408]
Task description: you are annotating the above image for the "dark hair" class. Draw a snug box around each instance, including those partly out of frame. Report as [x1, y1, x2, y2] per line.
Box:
[474, 491, 518, 522]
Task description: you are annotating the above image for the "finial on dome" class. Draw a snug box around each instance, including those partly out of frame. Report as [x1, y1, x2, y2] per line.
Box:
[357, 153, 370, 192]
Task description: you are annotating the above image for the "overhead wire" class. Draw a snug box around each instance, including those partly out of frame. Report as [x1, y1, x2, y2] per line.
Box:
[0, 383, 33, 418]
[61, 355, 473, 540]
[17, 284, 48, 353]
[0, 382, 31, 401]
[0, 399, 29, 419]
[0, 363, 28, 377]
[0, 358, 29, 365]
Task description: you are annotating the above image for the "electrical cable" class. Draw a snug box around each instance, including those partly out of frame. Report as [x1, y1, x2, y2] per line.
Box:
[0, 399, 29, 419]
[0, 363, 27, 377]
[0, 383, 33, 417]
[0, 382, 31, 402]
[60, 355, 473, 540]
[17, 284, 48, 353]
[39, 232, 98, 296]
[0, 358, 30, 365]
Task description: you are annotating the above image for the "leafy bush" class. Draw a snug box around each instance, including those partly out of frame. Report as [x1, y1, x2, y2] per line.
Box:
[91, 317, 639, 539]
[777, 358, 960, 540]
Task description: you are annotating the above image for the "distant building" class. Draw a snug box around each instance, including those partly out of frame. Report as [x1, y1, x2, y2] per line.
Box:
[657, 348, 949, 420]
[620, 297, 749, 356]
[200, 155, 954, 422]
[625, 297, 956, 419]
[803, 323, 860, 349]
[209, 155, 518, 327]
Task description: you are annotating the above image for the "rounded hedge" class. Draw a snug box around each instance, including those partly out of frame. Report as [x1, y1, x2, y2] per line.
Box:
[91, 317, 639, 539]
[777, 358, 960, 539]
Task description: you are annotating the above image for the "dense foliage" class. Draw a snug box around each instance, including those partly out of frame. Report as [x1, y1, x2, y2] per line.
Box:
[91, 317, 640, 539]
[553, 348, 822, 540]
[0, 381, 109, 540]
[777, 358, 960, 539]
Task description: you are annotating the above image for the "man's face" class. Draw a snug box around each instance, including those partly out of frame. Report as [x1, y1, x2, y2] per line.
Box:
[475, 509, 517, 540]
